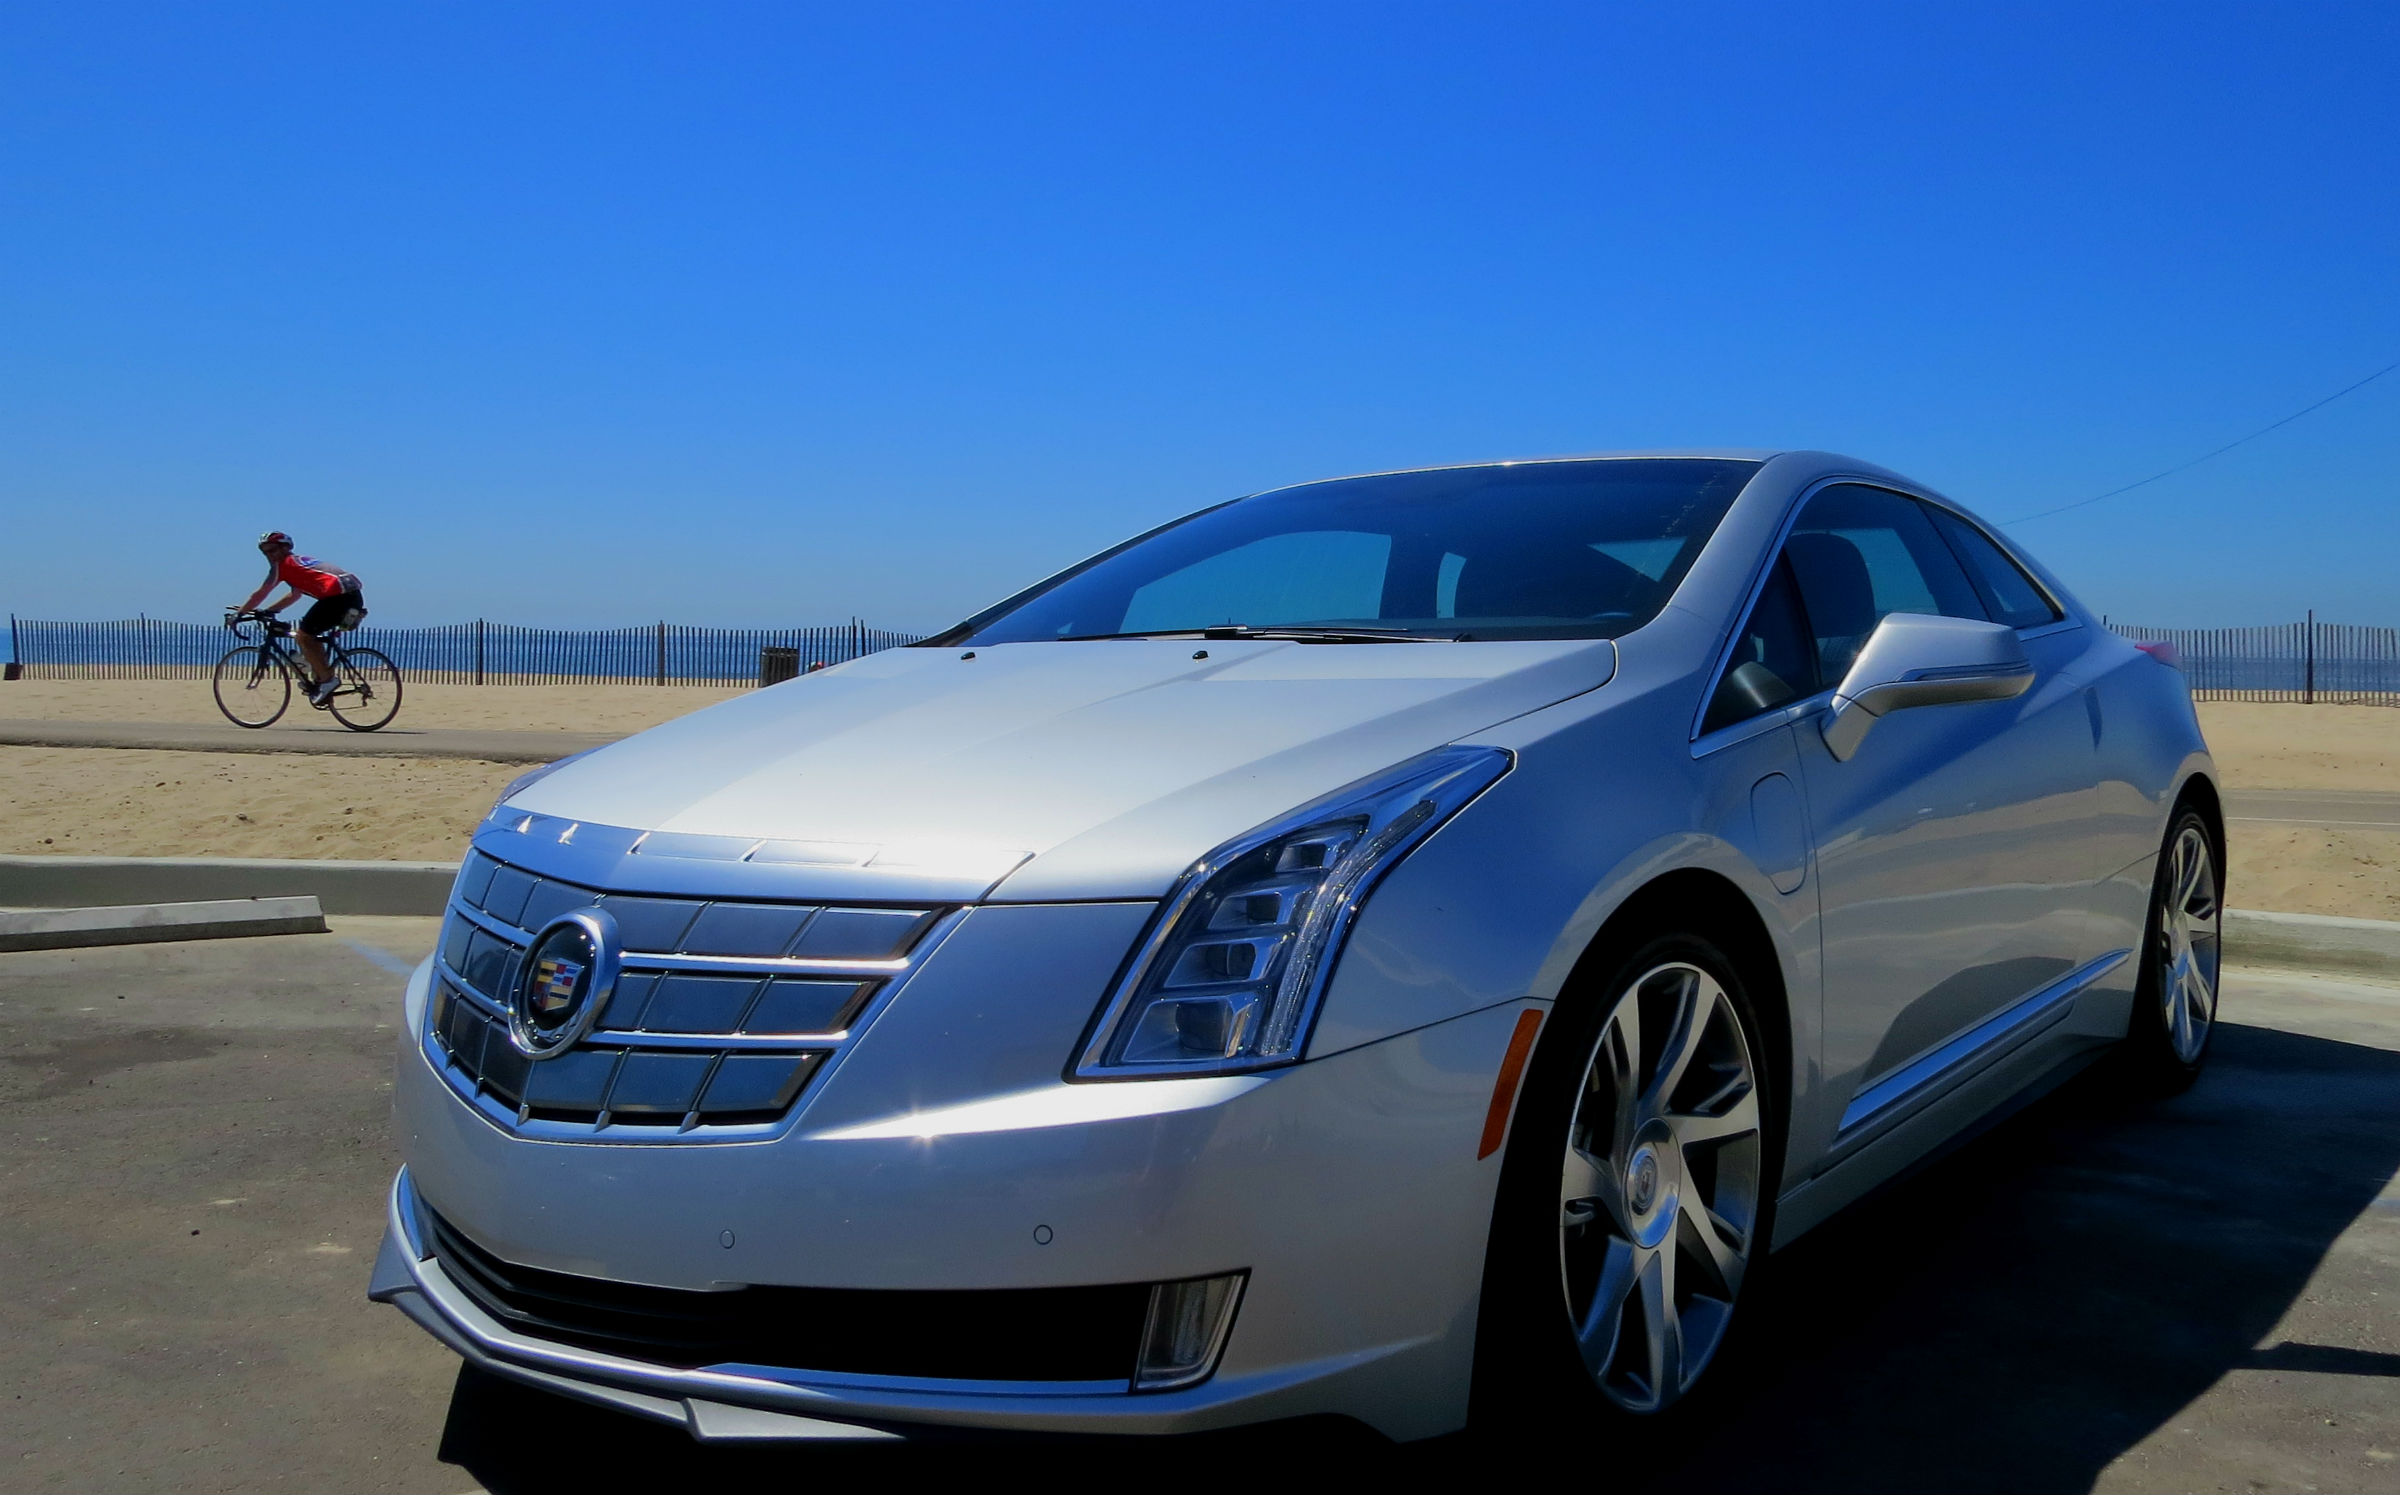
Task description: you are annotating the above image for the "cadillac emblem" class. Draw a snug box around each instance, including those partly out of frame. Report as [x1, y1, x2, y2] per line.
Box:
[509, 908, 620, 1059]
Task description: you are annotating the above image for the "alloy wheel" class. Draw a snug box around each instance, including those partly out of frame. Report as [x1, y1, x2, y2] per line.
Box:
[2157, 823, 2221, 1064]
[1558, 961, 1763, 1414]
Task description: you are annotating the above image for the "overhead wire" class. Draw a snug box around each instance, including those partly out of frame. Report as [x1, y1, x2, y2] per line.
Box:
[2001, 356, 2400, 525]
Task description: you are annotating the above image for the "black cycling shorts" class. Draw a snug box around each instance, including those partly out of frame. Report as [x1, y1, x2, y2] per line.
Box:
[299, 590, 366, 636]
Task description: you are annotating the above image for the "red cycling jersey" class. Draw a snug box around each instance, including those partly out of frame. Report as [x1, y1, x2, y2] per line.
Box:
[270, 554, 359, 600]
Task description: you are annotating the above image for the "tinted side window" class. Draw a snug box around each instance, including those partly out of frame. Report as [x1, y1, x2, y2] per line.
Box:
[1925, 507, 2061, 630]
[1784, 484, 1986, 684]
[1703, 556, 1818, 735]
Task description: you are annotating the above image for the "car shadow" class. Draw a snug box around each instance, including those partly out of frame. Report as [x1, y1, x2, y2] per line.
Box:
[438, 1021, 2400, 1494]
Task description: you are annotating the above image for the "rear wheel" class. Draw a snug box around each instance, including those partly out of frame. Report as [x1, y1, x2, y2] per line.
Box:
[327, 646, 403, 732]
[2124, 807, 2222, 1092]
[1477, 930, 1779, 1426]
[212, 645, 291, 728]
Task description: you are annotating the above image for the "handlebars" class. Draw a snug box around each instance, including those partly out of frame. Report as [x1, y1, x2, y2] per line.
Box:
[223, 609, 293, 638]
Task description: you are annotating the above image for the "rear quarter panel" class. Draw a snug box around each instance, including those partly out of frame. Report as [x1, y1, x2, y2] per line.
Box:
[2077, 625, 2216, 939]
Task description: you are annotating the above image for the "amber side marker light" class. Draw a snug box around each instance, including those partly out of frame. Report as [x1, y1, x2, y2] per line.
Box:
[1477, 1008, 1546, 1160]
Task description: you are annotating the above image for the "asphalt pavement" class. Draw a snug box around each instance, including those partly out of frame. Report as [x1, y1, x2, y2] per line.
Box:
[2, 924, 2396, 1492]
[2228, 788, 2400, 831]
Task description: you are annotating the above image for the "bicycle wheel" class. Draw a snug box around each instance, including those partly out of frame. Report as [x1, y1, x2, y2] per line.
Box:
[327, 646, 403, 732]
[213, 645, 292, 728]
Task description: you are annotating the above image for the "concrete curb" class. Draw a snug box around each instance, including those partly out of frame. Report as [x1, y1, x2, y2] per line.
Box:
[2226, 908, 2400, 980]
[0, 855, 457, 917]
[0, 896, 328, 952]
[0, 857, 2391, 975]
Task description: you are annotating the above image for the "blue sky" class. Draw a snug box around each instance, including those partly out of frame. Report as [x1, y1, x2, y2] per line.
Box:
[2, 2, 2394, 631]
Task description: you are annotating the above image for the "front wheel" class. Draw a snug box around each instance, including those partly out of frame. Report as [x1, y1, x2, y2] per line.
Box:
[1477, 931, 1780, 1426]
[212, 645, 292, 728]
[327, 647, 403, 732]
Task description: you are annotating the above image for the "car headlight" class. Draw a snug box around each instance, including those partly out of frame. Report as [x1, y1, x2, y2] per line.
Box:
[1076, 746, 1512, 1078]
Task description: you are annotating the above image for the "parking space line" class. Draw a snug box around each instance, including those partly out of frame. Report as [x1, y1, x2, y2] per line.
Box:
[345, 939, 421, 978]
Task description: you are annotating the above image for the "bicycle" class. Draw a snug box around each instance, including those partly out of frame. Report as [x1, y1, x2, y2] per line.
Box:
[213, 610, 404, 732]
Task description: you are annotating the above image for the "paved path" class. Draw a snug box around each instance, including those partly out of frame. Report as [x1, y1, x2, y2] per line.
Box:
[0, 717, 618, 763]
[2228, 787, 2400, 830]
[3, 924, 2396, 1489]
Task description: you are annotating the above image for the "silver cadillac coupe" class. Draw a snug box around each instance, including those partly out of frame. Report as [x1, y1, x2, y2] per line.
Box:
[372, 451, 2223, 1442]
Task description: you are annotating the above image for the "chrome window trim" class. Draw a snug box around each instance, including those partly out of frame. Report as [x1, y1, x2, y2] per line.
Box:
[2016, 615, 2086, 643]
[1912, 495, 2073, 627]
[1690, 686, 1832, 760]
[1689, 475, 2079, 751]
[1688, 471, 1857, 748]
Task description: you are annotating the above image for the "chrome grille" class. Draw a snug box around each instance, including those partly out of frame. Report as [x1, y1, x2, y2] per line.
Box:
[428, 848, 952, 1142]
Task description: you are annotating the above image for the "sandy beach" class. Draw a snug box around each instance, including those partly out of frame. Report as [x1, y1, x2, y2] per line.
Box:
[0, 678, 746, 732]
[2188, 701, 2400, 792]
[0, 681, 749, 862]
[2, 681, 2393, 917]
[0, 746, 521, 862]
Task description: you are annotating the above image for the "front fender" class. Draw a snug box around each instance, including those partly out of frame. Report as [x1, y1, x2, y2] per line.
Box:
[1308, 677, 1824, 1172]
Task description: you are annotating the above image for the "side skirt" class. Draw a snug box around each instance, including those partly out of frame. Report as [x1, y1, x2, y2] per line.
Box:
[1769, 949, 2132, 1250]
[1840, 949, 2130, 1144]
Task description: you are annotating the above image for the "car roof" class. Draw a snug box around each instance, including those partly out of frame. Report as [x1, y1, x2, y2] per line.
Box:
[1240, 450, 1791, 498]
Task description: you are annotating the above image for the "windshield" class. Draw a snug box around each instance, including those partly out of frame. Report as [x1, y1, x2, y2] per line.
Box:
[945, 458, 1761, 646]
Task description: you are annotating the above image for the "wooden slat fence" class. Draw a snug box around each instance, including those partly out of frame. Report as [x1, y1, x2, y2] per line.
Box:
[18, 613, 2388, 701]
[2110, 617, 2400, 704]
[5, 616, 920, 686]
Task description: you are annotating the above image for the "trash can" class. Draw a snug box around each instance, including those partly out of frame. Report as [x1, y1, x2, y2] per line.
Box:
[758, 646, 801, 687]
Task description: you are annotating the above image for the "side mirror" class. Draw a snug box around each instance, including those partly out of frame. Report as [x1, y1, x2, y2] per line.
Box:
[1821, 613, 2034, 761]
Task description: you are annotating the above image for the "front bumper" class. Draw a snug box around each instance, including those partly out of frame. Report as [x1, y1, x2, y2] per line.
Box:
[372, 1175, 903, 1442]
[374, 902, 1534, 1441]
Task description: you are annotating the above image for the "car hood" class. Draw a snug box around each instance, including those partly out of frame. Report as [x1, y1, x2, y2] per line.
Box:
[502, 637, 1615, 902]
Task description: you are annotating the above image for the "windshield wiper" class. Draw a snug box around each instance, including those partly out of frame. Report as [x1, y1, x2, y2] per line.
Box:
[1062, 624, 1458, 644]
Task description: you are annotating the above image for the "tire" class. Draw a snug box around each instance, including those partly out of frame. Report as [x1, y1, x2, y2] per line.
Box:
[1475, 929, 1782, 1429]
[2123, 806, 2223, 1093]
[327, 647, 403, 732]
[212, 645, 292, 728]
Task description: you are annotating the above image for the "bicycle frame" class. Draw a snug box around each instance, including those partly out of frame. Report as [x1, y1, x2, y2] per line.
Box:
[226, 613, 350, 679]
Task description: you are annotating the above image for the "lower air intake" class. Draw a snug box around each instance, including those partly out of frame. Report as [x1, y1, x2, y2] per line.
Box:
[423, 1207, 1153, 1384]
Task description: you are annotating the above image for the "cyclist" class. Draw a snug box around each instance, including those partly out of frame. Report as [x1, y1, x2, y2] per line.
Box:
[233, 531, 366, 708]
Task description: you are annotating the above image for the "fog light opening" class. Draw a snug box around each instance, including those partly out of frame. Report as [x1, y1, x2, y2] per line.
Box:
[1133, 1272, 1246, 1391]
